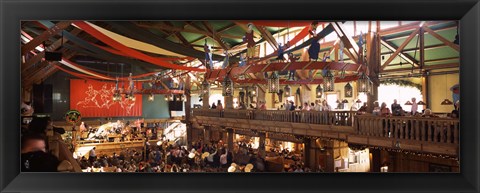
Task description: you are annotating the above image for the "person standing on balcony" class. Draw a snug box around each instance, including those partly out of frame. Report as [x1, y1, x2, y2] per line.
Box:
[391, 99, 403, 116]
[358, 102, 368, 114]
[410, 98, 418, 115]
[380, 102, 391, 116]
[372, 102, 381, 115]
[322, 100, 331, 111]
[216, 100, 223, 110]
[211, 102, 217, 109]
[285, 100, 291, 111]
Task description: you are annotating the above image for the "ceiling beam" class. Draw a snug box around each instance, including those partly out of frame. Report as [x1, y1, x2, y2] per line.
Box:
[422, 25, 459, 52]
[380, 63, 459, 74]
[331, 22, 360, 63]
[256, 25, 278, 50]
[22, 21, 72, 56]
[22, 28, 82, 74]
[380, 39, 419, 67]
[202, 21, 230, 50]
[380, 27, 421, 71]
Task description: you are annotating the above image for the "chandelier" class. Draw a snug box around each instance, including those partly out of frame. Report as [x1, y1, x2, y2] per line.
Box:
[201, 79, 210, 96]
[268, 72, 279, 93]
[284, 85, 291, 97]
[357, 72, 370, 93]
[323, 70, 335, 92]
[148, 94, 154, 102]
[112, 77, 122, 102]
[316, 85, 323, 98]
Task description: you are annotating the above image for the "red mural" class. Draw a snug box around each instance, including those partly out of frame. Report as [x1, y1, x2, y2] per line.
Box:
[70, 79, 143, 117]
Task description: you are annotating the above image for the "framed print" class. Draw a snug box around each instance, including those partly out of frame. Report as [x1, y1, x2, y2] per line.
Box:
[344, 82, 353, 98]
[1, 0, 479, 193]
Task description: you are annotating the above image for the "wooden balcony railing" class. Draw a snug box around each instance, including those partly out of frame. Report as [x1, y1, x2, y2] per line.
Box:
[355, 115, 459, 144]
[192, 109, 460, 147]
[192, 109, 355, 126]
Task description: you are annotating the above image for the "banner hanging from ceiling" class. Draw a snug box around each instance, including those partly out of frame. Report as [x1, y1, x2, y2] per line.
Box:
[70, 79, 143, 117]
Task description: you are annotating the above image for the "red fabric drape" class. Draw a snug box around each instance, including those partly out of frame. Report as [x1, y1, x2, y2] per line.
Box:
[70, 79, 143, 117]
[73, 21, 203, 72]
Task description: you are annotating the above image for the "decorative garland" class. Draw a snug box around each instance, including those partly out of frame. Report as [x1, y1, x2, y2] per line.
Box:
[380, 79, 422, 91]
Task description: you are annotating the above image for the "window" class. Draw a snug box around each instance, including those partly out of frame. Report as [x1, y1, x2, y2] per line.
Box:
[326, 92, 339, 108]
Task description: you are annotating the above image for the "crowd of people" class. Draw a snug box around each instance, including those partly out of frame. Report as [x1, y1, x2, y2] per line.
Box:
[80, 139, 313, 173]
[206, 96, 459, 119]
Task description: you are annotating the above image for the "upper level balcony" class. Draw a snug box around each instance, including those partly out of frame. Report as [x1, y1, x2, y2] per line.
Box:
[192, 109, 459, 157]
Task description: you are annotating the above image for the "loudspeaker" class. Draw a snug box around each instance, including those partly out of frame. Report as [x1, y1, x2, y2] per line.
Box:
[32, 84, 53, 113]
[44, 52, 62, 61]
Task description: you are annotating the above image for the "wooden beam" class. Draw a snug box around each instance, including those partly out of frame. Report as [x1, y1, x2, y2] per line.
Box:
[422, 26, 459, 52]
[331, 22, 360, 63]
[22, 28, 82, 73]
[381, 27, 421, 71]
[380, 63, 459, 73]
[202, 21, 230, 50]
[234, 22, 260, 38]
[256, 26, 278, 50]
[380, 39, 419, 67]
[136, 22, 242, 40]
[22, 21, 71, 55]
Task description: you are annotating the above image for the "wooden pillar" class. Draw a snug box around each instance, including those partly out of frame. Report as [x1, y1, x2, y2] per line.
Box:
[225, 95, 234, 109]
[419, 28, 427, 110]
[370, 148, 381, 172]
[257, 85, 266, 107]
[185, 75, 193, 149]
[203, 127, 210, 143]
[303, 138, 317, 171]
[258, 132, 266, 158]
[423, 74, 429, 109]
[366, 32, 381, 112]
[202, 83, 210, 109]
[226, 128, 234, 151]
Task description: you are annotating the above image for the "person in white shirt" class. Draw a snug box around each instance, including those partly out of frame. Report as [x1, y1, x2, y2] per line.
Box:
[411, 97, 418, 115]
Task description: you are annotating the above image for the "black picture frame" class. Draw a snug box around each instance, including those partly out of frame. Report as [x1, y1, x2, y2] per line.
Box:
[1, 0, 479, 193]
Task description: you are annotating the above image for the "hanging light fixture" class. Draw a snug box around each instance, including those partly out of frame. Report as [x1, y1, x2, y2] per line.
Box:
[251, 85, 257, 97]
[441, 99, 453, 105]
[284, 85, 291, 97]
[453, 21, 459, 45]
[148, 94, 155, 102]
[417, 100, 426, 105]
[180, 94, 186, 102]
[222, 76, 233, 96]
[342, 99, 349, 103]
[356, 99, 362, 104]
[129, 94, 136, 102]
[201, 79, 210, 96]
[316, 85, 323, 98]
[441, 74, 453, 105]
[404, 101, 413, 105]
[167, 94, 174, 101]
[268, 72, 279, 93]
[357, 72, 370, 93]
[112, 77, 121, 102]
[323, 70, 335, 92]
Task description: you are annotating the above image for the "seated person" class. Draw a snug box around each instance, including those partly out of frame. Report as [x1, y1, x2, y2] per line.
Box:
[21, 133, 60, 172]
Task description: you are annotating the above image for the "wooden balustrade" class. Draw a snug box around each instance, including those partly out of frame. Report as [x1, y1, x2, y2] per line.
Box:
[355, 115, 459, 144]
[192, 109, 355, 126]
